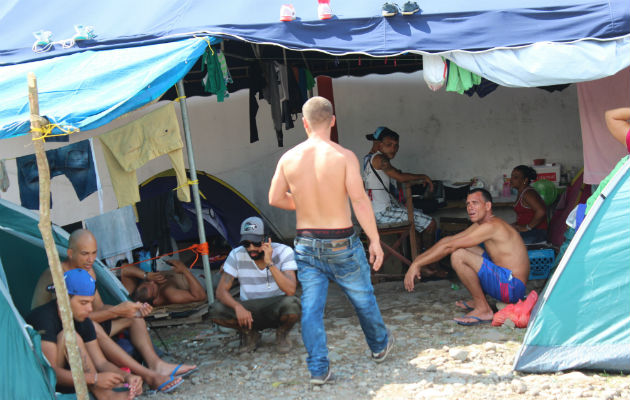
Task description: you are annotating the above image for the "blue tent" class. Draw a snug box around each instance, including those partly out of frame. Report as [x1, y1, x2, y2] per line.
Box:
[514, 156, 630, 373]
[1, 0, 629, 139]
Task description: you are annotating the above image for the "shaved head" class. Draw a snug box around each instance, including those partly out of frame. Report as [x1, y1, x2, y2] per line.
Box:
[68, 229, 96, 250]
[302, 96, 334, 129]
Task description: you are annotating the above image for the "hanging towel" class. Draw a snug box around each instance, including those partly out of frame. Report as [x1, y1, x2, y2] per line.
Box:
[84, 205, 143, 260]
[99, 103, 190, 208]
[0, 159, 9, 192]
[422, 55, 447, 91]
[446, 61, 482, 94]
[201, 47, 227, 102]
[217, 50, 233, 85]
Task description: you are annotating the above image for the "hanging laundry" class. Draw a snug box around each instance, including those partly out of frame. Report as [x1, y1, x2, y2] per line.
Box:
[0, 159, 9, 192]
[446, 60, 482, 95]
[217, 50, 233, 86]
[262, 61, 285, 146]
[248, 61, 265, 143]
[422, 54, 447, 91]
[464, 78, 499, 98]
[275, 61, 294, 131]
[84, 205, 143, 260]
[99, 103, 190, 208]
[16, 139, 97, 209]
[201, 46, 228, 102]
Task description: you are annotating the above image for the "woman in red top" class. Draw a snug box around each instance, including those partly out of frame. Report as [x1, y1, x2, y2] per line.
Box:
[510, 165, 548, 244]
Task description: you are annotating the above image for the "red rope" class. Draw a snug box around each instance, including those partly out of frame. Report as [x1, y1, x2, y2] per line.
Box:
[111, 242, 210, 271]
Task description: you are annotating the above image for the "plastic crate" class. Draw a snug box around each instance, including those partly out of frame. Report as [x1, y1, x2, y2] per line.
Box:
[528, 248, 554, 280]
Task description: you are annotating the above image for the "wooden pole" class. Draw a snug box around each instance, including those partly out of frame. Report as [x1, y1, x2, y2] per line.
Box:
[27, 72, 89, 400]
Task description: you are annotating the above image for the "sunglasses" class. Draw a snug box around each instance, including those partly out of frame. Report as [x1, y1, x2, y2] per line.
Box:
[240, 240, 262, 248]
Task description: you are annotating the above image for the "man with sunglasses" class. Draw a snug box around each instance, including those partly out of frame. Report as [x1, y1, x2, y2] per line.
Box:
[210, 217, 300, 354]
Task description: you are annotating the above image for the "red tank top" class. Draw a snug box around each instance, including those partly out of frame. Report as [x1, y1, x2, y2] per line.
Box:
[514, 187, 548, 229]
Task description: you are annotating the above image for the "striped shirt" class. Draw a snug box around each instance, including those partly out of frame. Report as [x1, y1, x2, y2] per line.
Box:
[223, 243, 297, 301]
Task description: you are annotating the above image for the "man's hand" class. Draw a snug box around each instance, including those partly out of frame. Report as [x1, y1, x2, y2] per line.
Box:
[114, 301, 146, 318]
[368, 241, 384, 271]
[147, 272, 167, 284]
[94, 372, 124, 389]
[137, 302, 153, 317]
[234, 304, 253, 330]
[260, 238, 273, 264]
[404, 264, 422, 292]
[165, 259, 188, 274]
[423, 176, 434, 193]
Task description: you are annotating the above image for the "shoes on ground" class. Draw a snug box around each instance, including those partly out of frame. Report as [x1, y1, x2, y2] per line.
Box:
[310, 369, 336, 385]
[238, 329, 261, 354]
[275, 327, 293, 354]
[372, 330, 395, 363]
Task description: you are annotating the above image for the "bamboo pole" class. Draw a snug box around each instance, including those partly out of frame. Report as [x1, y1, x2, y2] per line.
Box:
[28, 72, 89, 400]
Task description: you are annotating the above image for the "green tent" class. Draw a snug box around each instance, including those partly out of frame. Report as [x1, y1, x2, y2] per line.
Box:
[0, 198, 129, 398]
[514, 156, 630, 373]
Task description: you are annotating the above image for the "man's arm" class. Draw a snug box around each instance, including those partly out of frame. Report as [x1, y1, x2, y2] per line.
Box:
[215, 271, 253, 329]
[404, 223, 494, 291]
[374, 155, 433, 189]
[160, 260, 207, 304]
[41, 341, 77, 388]
[120, 265, 167, 294]
[345, 150, 384, 270]
[31, 268, 54, 310]
[605, 107, 630, 146]
[85, 339, 143, 393]
[261, 240, 297, 296]
[89, 288, 147, 322]
[269, 156, 296, 210]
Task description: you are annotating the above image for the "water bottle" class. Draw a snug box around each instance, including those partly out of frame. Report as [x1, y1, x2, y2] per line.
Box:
[501, 174, 511, 198]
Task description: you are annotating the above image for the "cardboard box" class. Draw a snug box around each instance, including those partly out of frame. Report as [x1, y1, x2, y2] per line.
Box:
[532, 164, 561, 187]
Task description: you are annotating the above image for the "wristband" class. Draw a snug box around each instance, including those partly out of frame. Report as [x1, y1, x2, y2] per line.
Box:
[265, 263, 274, 270]
[143, 272, 148, 280]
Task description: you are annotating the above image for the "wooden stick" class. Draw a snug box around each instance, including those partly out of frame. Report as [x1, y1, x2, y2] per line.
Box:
[28, 72, 89, 400]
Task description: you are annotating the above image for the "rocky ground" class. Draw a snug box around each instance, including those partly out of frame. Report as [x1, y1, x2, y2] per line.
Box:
[146, 279, 629, 400]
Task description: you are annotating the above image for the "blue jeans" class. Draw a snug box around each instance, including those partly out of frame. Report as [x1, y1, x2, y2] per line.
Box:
[294, 234, 389, 377]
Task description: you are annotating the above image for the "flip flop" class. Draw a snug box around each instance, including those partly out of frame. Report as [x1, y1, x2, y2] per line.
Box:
[147, 375, 184, 395]
[170, 364, 198, 379]
[455, 300, 474, 312]
[454, 316, 492, 326]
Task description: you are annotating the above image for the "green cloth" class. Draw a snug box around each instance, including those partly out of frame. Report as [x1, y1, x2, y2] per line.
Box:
[585, 155, 629, 214]
[201, 47, 227, 102]
[305, 68, 315, 91]
[446, 62, 482, 94]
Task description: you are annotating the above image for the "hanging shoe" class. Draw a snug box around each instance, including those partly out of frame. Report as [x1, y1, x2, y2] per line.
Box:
[382, 3, 400, 17]
[280, 4, 296, 21]
[318, 0, 333, 20]
[401, 1, 420, 15]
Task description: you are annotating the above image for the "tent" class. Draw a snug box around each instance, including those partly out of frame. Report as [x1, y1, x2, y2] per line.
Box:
[0, 199, 128, 317]
[139, 170, 285, 247]
[0, 258, 57, 400]
[514, 156, 630, 373]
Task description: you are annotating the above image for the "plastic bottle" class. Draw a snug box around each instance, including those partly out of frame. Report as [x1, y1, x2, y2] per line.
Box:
[501, 174, 511, 198]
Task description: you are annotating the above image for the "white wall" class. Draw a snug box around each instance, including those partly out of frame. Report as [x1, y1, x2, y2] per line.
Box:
[0, 72, 583, 237]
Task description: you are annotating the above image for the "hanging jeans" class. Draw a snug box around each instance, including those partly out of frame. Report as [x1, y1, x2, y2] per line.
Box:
[17, 140, 97, 209]
[293, 234, 389, 377]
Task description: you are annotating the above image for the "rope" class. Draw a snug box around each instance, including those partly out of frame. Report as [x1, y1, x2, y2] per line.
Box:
[111, 242, 212, 272]
[173, 179, 207, 200]
[173, 96, 187, 102]
[31, 124, 80, 142]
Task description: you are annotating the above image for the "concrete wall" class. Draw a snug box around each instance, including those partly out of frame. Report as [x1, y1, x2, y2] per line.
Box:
[0, 72, 583, 237]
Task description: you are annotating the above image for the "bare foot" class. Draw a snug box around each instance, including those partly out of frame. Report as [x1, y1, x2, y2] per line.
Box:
[146, 373, 183, 391]
[154, 361, 197, 377]
[455, 300, 474, 310]
[453, 310, 494, 325]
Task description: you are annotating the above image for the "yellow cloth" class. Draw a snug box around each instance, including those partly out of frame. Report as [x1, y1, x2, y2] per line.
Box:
[99, 103, 190, 208]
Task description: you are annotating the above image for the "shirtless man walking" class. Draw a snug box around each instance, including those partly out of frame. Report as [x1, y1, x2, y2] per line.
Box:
[404, 188, 529, 325]
[269, 96, 394, 385]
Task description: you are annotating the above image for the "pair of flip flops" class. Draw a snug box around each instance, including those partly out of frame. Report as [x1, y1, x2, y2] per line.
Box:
[454, 301, 492, 326]
[147, 364, 198, 394]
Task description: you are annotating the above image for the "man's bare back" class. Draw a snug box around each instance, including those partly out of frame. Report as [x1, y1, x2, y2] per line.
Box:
[277, 138, 355, 229]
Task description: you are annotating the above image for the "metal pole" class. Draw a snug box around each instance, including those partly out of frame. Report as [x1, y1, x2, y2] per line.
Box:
[175, 80, 214, 303]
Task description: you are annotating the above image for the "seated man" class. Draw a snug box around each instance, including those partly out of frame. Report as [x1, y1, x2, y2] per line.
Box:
[27, 269, 144, 399]
[404, 188, 530, 325]
[31, 229, 196, 384]
[209, 217, 301, 354]
[121, 259, 207, 307]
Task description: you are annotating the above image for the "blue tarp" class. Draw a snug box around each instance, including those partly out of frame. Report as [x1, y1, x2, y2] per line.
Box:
[1, 0, 628, 65]
[0, 37, 211, 139]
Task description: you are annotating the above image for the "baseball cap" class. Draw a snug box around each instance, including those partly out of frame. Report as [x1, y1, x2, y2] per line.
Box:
[240, 216, 265, 242]
[64, 269, 96, 296]
[365, 126, 397, 141]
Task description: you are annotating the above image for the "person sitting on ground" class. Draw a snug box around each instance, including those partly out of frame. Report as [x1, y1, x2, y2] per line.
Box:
[510, 165, 548, 244]
[363, 126, 445, 276]
[404, 188, 530, 325]
[31, 229, 196, 387]
[27, 269, 144, 399]
[604, 107, 630, 152]
[121, 259, 207, 307]
[209, 216, 301, 354]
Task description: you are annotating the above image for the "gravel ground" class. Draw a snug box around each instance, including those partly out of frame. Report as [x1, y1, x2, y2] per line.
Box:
[146, 279, 629, 400]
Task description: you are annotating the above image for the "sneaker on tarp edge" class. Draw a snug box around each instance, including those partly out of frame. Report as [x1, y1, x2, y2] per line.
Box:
[310, 369, 335, 385]
[372, 330, 395, 363]
[382, 3, 399, 17]
[401, 1, 420, 15]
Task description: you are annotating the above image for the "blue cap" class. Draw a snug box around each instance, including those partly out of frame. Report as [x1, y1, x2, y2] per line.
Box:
[64, 269, 96, 296]
[365, 126, 398, 141]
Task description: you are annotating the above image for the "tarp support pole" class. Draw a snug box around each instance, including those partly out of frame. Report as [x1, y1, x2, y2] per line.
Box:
[175, 80, 214, 303]
[28, 72, 89, 400]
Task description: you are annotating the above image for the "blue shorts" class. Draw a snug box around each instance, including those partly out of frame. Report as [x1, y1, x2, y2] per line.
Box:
[478, 252, 525, 303]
